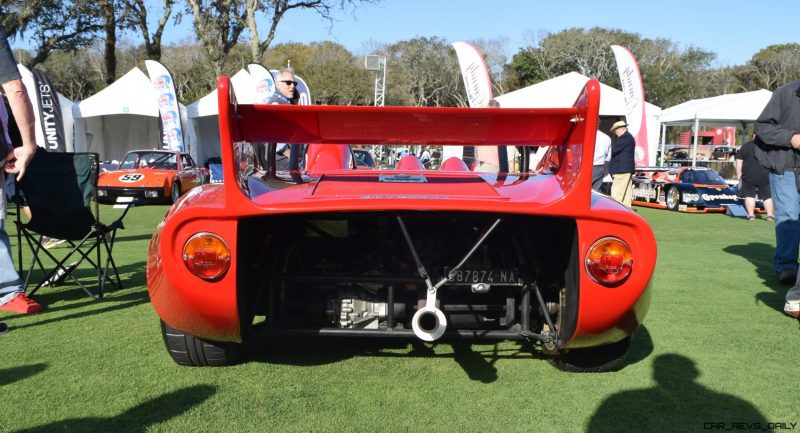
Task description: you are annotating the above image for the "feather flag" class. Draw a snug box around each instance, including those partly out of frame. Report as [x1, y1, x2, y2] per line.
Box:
[451, 41, 494, 162]
[145, 60, 184, 152]
[611, 45, 649, 166]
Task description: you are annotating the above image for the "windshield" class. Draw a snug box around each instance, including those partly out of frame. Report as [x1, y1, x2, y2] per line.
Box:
[681, 169, 727, 185]
[119, 151, 178, 170]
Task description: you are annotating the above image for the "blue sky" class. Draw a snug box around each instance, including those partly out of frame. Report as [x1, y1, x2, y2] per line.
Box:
[10, 0, 795, 67]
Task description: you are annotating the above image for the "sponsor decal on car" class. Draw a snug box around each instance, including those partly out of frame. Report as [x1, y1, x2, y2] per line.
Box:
[701, 193, 737, 201]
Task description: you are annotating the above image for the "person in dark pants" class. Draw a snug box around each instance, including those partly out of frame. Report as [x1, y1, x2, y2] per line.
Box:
[0, 28, 41, 321]
[735, 138, 774, 221]
[754, 79, 800, 316]
[609, 121, 636, 207]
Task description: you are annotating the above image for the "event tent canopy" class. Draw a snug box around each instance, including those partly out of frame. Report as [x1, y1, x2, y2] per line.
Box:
[495, 72, 662, 165]
[72, 67, 188, 162]
[185, 69, 253, 166]
[660, 89, 772, 125]
[658, 89, 772, 165]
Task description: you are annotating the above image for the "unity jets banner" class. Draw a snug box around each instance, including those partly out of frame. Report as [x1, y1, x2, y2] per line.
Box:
[31, 68, 66, 152]
[145, 60, 184, 152]
[611, 45, 649, 167]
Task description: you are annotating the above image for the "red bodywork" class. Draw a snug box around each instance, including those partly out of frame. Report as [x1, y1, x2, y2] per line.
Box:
[148, 77, 656, 351]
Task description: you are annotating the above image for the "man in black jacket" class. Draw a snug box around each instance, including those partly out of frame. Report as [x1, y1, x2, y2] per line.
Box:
[609, 120, 636, 207]
[754, 79, 800, 316]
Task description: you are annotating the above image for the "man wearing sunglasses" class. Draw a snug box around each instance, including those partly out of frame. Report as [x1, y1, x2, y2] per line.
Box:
[270, 68, 299, 106]
[270, 68, 302, 170]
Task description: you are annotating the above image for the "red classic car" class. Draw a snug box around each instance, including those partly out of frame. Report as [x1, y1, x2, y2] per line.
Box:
[97, 150, 205, 204]
[147, 77, 657, 372]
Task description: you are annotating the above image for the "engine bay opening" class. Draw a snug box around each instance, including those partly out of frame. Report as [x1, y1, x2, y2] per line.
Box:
[236, 212, 577, 342]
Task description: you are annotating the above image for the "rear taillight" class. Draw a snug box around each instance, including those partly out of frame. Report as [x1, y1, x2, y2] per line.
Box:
[585, 237, 633, 285]
[183, 232, 231, 281]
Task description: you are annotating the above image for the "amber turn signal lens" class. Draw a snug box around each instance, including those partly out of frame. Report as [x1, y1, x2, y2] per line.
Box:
[183, 233, 231, 281]
[585, 237, 633, 285]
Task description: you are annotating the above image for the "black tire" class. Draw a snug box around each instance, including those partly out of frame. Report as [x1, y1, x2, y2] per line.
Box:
[160, 320, 240, 366]
[666, 186, 681, 211]
[170, 182, 181, 204]
[550, 336, 631, 373]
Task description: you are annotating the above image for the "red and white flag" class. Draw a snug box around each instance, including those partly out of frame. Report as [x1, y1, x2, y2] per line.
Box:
[451, 41, 494, 164]
[611, 45, 649, 166]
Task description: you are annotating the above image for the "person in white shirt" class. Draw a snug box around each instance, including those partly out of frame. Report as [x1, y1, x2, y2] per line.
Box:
[592, 129, 612, 192]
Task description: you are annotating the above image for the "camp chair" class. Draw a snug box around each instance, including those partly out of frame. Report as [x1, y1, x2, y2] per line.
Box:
[14, 152, 131, 299]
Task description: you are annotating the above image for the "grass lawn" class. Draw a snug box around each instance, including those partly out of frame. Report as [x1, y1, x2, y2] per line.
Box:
[1, 205, 798, 433]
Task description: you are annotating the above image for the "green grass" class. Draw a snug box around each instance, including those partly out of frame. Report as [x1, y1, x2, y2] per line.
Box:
[1, 206, 798, 433]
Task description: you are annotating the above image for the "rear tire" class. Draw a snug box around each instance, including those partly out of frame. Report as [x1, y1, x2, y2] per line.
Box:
[550, 336, 631, 373]
[160, 321, 240, 366]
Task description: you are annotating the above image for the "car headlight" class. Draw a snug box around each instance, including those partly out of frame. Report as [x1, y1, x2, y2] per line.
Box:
[97, 190, 107, 197]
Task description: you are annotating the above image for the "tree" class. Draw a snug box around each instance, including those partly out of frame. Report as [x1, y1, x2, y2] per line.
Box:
[245, 0, 378, 62]
[184, 0, 248, 77]
[385, 37, 464, 107]
[2, 0, 104, 67]
[509, 27, 717, 108]
[746, 43, 800, 90]
[262, 41, 372, 105]
[98, 0, 118, 85]
[120, 0, 179, 61]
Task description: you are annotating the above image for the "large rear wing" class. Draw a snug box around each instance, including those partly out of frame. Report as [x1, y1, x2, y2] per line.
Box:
[217, 76, 601, 209]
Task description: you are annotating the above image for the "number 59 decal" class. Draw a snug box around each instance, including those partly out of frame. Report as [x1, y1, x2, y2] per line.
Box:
[119, 173, 144, 183]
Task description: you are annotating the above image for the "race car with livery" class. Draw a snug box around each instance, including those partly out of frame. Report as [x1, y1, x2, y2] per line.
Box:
[632, 166, 759, 212]
[147, 77, 657, 372]
[98, 150, 205, 204]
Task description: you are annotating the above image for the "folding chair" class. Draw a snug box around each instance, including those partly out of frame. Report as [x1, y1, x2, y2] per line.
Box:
[14, 152, 130, 299]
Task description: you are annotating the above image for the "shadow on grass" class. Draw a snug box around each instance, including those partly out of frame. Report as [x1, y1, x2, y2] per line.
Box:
[244, 326, 654, 383]
[722, 242, 786, 314]
[587, 354, 767, 433]
[0, 363, 47, 386]
[11, 385, 216, 433]
[3, 290, 149, 331]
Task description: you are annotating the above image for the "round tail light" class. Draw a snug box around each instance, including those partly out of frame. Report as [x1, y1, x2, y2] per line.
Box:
[183, 232, 231, 281]
[585, 237, 633, 285]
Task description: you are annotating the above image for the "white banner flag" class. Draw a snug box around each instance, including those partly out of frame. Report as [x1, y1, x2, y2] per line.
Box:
[145, 60, 184, 152]
[611, 45, 649, 166]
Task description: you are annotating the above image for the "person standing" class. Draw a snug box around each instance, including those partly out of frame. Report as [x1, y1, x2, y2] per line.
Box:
[609, 121, 636, 207]
[269, 68, 301, 170]
[735, 138, 774, 221]
[0, 28, 41, 316]
[592, 129, 612, 192]
[754, 79, 800, 316]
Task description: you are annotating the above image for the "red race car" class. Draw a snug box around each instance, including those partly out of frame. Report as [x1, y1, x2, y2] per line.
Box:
[98, 149, 206, 204]
[147, 77, 656, 372]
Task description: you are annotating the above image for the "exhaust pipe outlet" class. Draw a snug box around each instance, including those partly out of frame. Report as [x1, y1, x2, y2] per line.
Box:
[412, 306, 447, 341]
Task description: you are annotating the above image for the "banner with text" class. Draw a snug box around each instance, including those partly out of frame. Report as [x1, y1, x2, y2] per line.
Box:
[611, 45, 649, 167]
[31, 68, 66, 152]
[452, 41, 494, 163]
[145, 60, 184, 152]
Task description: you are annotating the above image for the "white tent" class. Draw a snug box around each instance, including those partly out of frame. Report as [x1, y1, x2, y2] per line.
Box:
[495, 72, 663, 163]
[72, 67, 189, 162]
[658, 89, 772, 165]
[17, 64, 75, 152]
[185, 69, 254, 166]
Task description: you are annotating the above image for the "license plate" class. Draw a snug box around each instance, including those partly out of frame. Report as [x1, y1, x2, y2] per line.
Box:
[444, 268, 523, 286]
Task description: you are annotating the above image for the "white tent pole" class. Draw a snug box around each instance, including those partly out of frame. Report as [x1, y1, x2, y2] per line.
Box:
[659, 121, 666, 166]
[692, 116, 699, 167]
